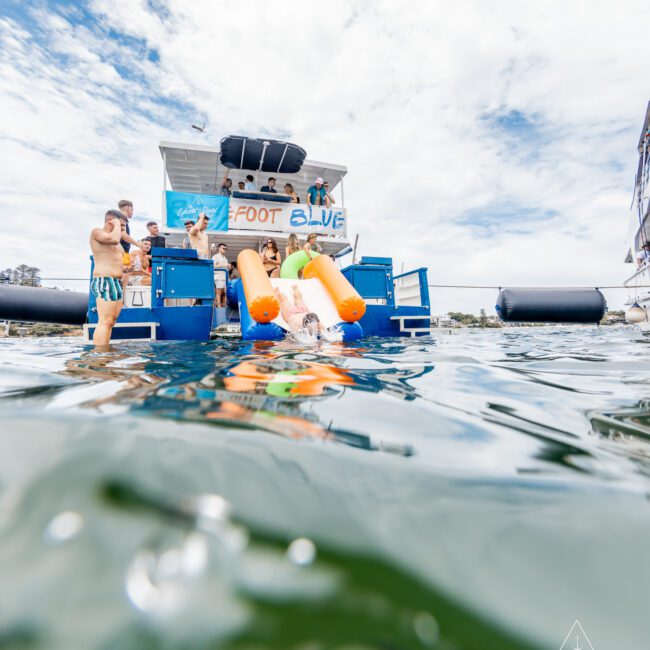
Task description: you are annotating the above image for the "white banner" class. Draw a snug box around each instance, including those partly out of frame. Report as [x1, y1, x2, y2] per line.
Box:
[227, 198, 347, 237]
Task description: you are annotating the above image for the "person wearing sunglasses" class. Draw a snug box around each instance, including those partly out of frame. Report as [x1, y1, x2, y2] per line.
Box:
[260, 238, 282, 278]
[212, 242, 231, 308]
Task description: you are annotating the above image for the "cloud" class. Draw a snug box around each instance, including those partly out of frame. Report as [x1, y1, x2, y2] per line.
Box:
[0, 0, 648, 310]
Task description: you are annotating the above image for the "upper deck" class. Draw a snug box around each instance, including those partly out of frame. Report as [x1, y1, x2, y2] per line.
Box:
[159, 140, 351, 259]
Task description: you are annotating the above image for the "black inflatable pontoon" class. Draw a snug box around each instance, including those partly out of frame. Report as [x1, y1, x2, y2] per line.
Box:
[496, 288, 607, 324]
[220, 136, 306, 174]
[0, 285, 88, 325]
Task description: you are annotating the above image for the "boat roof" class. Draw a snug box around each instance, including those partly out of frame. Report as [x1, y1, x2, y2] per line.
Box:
[159, 141, 347, 198]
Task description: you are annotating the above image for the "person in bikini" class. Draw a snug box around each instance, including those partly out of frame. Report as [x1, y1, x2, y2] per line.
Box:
[89, 210, 128, 347]
[260, 238, 282, 277]
[274, 285, 327, 337]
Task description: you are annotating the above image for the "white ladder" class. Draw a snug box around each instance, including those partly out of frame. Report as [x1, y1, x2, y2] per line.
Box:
[390, 315, 432, 337]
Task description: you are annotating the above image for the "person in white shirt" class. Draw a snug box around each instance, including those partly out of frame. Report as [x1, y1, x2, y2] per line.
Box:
[244, 175, 256, 191]
[636, 242, 650, 268]
[212, 242, 232, 308]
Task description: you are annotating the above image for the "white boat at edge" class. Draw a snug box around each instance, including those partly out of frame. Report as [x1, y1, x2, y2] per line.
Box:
[623, 101, 650, 330]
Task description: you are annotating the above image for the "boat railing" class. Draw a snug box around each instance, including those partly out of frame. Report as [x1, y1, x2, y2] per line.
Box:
[393, 269, 430, 309]
[624, 262, 650, 286]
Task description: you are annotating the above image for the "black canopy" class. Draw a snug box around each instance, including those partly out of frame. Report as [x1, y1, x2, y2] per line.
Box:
[220, 136, 307, 174]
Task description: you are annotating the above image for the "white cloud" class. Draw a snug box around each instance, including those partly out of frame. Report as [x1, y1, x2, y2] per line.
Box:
[0, 1, 648, 311]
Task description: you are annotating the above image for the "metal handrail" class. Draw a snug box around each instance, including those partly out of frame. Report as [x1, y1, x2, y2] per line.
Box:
[624, 263, 650, 285]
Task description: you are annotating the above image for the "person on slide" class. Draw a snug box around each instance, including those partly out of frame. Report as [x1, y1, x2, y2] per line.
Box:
[274, 285, 327, 337]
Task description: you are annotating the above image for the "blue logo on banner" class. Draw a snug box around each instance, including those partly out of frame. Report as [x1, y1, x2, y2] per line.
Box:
[165, 191, 229, 231]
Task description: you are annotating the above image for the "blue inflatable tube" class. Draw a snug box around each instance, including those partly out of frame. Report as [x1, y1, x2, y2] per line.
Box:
[237, 279, 284, 341]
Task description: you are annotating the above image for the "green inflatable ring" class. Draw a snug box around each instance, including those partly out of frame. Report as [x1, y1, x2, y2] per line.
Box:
[280, 250, 320, 279]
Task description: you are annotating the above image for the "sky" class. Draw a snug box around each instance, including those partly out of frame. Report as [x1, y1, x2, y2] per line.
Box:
[0, 0, 648, 314]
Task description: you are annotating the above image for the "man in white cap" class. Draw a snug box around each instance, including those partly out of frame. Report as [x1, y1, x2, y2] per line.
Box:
[306, 177, 330, 208]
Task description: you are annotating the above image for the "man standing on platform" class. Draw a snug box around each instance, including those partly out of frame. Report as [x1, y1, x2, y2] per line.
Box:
[89, 210, 127, 347]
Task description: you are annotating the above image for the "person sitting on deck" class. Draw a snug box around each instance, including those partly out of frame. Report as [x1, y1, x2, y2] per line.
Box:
[129, 240, 152, 286]
[220, 170, 233, 197]
[274, 285, 327, 337]
[89, 210, 127, 347]
[244, 175, 256, 191]
[284, 183, 300, 203]
[636, 242, 650, 268]
[188, 213, 210, 259]
[260, 177, 277, 193]
[260, 238, 282, 277]
[144, 221, 165, 251]
[306, 178, 330, 208]
[285, 233, 300, 259]
[212, 242, 231, 308]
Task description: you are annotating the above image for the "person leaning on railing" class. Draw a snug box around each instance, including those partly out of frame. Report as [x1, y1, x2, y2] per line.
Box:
[260, 177, 277, 193]
[284, 183, 300, 203]
[636, 242, 650, 268]
[306, 178, 331, 208]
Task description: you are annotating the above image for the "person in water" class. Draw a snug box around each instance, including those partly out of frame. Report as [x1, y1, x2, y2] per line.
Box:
[275, 285, 327, 337]
[188, 213, 210, 259]
[89, 210, 127, 347]
[260, 238, 281, 277]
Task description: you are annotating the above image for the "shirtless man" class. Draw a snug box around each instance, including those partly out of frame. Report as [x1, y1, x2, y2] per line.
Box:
[89, 210, 127, 347]
[274, 285, 327, 337]
[188, 212, 210, 259]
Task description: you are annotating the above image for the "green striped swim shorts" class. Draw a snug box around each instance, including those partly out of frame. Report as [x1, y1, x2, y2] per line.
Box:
[91, 276, 123, 302]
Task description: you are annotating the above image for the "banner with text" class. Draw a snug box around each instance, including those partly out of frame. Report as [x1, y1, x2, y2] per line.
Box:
[164, 191, 229, 231]
[227, 199, 347, 236]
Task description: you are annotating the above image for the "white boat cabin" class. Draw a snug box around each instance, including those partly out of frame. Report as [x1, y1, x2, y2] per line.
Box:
[159, 141, 352, 263]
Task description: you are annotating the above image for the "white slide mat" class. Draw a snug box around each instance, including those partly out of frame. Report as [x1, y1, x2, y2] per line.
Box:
[269, 278, 341, 330]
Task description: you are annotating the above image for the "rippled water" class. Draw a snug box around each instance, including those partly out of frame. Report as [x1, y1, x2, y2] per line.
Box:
[1, 327, 649, 649]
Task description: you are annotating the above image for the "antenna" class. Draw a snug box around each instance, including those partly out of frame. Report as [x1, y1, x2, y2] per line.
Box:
[191, 121, 206, 133]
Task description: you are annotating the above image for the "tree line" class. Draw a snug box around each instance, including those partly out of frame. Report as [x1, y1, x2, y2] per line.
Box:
[0, 265, 42, 286]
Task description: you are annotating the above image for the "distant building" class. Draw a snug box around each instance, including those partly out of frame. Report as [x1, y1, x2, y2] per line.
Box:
[431, 313, 461, 328]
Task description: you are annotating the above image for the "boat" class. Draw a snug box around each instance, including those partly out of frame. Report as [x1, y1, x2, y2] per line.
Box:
[623, 102, 650, 329]
[0, 137, 434, 342]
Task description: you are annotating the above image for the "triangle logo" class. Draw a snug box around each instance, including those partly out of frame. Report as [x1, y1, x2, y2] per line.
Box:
[560, 620, 594, 650]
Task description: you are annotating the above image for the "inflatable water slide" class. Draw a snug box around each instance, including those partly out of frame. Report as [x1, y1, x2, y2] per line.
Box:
[235, 249, 366, 341]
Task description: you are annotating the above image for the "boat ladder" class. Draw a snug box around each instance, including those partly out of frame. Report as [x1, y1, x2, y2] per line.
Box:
[390, 315, 432, 337]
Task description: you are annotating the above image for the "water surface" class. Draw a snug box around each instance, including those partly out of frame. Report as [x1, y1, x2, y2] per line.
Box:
[0, 327, 649, 649]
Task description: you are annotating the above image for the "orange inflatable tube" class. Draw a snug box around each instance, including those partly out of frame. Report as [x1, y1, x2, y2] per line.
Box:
[303, 255, 366, 322]
[237, 249, 280, 323]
